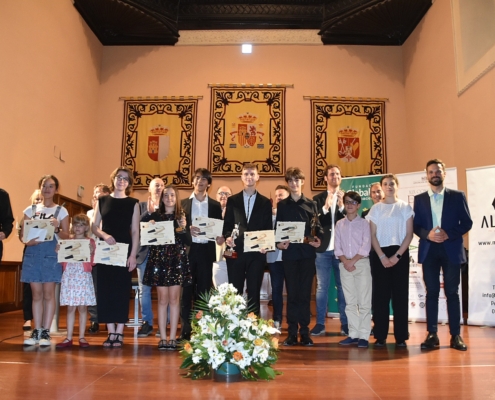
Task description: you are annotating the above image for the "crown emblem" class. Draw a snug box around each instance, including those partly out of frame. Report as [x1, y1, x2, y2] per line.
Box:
[238, 112, 257, 124]
[338, 127, 358, 137]
[150, 125, 169, 135]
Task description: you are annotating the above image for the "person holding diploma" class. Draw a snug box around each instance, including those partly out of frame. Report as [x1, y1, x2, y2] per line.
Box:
[91, 167, 140, 348]
[223, 163, 272, 316]
[276, 167, 323, 346]
[141, 185, 192, 350]
[180, 168, 223, 341]
[21, 175, 70, 347]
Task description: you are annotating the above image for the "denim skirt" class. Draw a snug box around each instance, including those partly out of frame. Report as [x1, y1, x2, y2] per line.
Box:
[21, 239, 62, 283]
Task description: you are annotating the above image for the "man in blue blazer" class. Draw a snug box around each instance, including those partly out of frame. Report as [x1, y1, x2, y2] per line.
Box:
[413, 159, 472, 351]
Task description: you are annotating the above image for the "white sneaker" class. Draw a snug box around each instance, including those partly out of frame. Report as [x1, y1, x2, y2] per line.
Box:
[39, 329, 51, 346]
[24, 328, 40, 345]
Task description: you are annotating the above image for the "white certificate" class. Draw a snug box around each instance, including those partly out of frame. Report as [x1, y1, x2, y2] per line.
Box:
[95, 242, 129, 267]
[275, 221, 305, 243]
[23, 220, 55, 243]
[58, 239, 91, 263]
[244, 230, 276, 253]
[193, 216, 224, 241]
[140, 221, 175, 246]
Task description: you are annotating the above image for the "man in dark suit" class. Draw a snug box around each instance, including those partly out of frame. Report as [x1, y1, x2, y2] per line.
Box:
[180, 168, 223, 340]
[223, 163, 272, 316]
[413, 159, 472, 351]
[311, 164, 347, 336]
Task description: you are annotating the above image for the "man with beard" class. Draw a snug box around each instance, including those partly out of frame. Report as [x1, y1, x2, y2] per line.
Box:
[413, 159, 472, 351]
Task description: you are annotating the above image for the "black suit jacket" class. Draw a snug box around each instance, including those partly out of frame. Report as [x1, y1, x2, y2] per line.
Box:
[313, 190, 346, 253]
[222, 191, 273, 256]
[181, 196, 222, 264]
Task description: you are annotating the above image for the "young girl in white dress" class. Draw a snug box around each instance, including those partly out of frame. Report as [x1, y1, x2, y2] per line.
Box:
[56, 214, 96, 348]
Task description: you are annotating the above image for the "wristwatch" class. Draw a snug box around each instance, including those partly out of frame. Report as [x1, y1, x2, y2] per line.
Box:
[55, 227, 60, 233]
[395, 253, 402, 259]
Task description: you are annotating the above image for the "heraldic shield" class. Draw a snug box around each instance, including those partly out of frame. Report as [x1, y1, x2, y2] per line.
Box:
[148, 125, 170, 162]
[338, 128, 360, 163]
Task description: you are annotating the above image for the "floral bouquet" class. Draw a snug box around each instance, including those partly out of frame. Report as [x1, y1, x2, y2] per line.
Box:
[179, 283, 282, 381]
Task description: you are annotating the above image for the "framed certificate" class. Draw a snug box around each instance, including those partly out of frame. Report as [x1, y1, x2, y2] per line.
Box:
[193, 216, 224, 241]
[244, 230, 276, 253]
[275, 221, 305, 243]
[57, 239, 91, 263]
[94, 242, 129, 267]
[140, 221, 175, 246]
[22, 219, 56, 243]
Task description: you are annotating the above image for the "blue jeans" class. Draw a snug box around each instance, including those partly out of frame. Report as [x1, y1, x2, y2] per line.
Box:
[137, 254, 153, 325]
[268, 261, 285, 323]
[422, 243, 461, 335]
[315, 250, 347, 326]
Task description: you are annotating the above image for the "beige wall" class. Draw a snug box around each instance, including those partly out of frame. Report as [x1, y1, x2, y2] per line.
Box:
[0, 0, 103, 260]
[96, 44, 406, 201]
[403, 0, 495, 191]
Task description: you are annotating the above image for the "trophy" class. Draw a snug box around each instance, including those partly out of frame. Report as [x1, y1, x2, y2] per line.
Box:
[224, 223, 239, 259]
[175, 209, 187, 234]
[303, 213, 318, 244]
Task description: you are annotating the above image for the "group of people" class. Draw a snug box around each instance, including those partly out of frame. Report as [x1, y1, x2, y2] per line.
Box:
[0, 157, 472, 352]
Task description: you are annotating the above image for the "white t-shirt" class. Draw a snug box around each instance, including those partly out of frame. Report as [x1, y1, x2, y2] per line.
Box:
[24, 204, 69, 240]
[366, 200, 414, 247]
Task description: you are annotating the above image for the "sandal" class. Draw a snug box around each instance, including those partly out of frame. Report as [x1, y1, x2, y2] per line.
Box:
[79, 338, 90, 348]
[167, 339, 177, 351]
[103, 333, 115, 348]
[158, 339, 169, 351]
[112, 333, 124, 348]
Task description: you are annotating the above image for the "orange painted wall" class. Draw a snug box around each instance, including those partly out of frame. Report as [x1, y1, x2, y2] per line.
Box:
[95, 44, 406, 202]
[0, 0, 103, 261]
[403, 0, 495, 190]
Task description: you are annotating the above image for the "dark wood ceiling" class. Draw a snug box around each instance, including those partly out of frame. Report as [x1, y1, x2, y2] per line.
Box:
[73, 0, 432, 46]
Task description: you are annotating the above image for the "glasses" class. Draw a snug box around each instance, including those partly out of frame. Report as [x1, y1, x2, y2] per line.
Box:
[218, 192, 231, 197]
[115, 175, 130, 183]
[345, 200, 359, 205]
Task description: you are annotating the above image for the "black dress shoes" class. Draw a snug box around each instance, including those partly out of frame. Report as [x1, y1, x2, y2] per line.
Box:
[421, 332, 440, 350]
[450, 335, 467, 351]
[88, 322, 99, 334]
[283, 335, 299, 346]
[300, 334, 314, 346]
[374, 339, 386, 347]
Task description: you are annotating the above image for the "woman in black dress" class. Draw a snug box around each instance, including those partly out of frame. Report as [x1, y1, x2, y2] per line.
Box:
[91, 167, 140, 348]
[141, 185, 192, 351]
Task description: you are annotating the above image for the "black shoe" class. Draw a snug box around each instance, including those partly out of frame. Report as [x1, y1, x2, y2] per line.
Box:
[300, 334, 314, 346]
[421, 332, 439, 350]
[450, 335, 467, 351]
[374, 339, 386, 347]
[283, 335, 299, 346]
[396, 341, 407, 348]
[179, 332, 191, 342]
[137, 321, 153, 337]
[88, 322, 99, 334]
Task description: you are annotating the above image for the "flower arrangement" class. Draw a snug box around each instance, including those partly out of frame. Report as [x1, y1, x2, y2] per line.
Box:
[179, 283, 282, 381]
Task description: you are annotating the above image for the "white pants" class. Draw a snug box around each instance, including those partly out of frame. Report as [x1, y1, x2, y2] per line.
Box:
[339, 258, 372, 340]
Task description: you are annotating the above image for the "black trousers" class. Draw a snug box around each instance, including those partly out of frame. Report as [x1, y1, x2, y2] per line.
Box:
[370, 246, 409, 342]
[226, 252, 265, 315]
[180, 243, 212, 335]
[283, 258, 316, 336]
